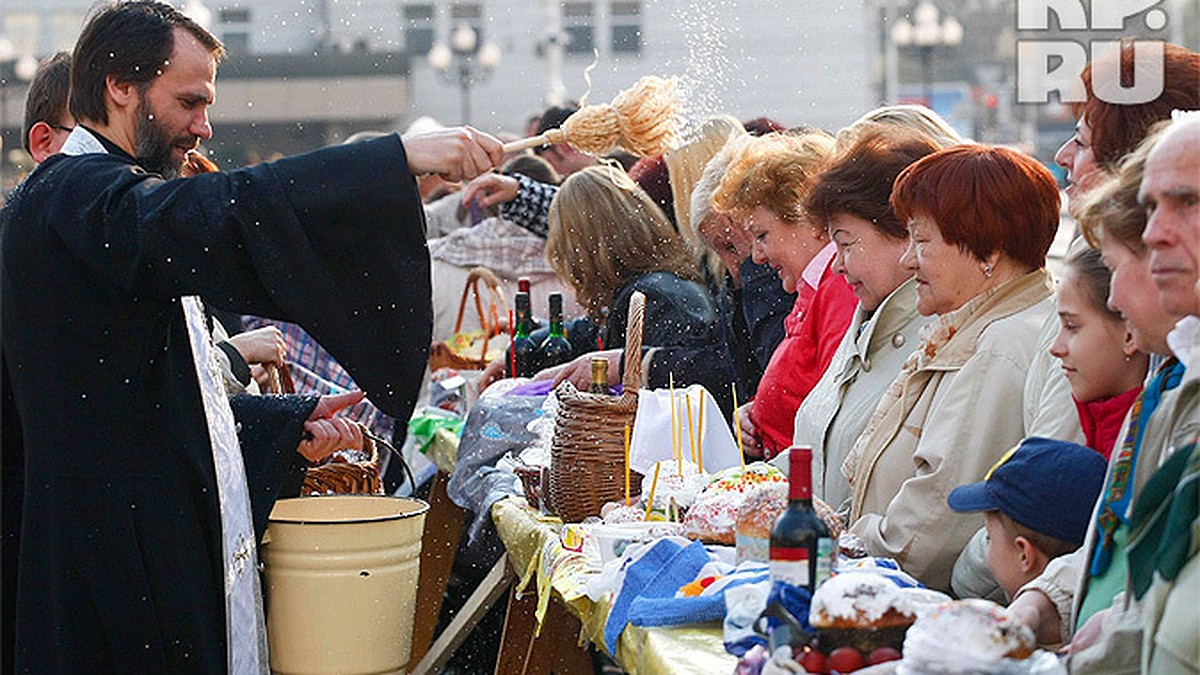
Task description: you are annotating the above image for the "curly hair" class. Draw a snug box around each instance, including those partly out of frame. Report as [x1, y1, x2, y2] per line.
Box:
[710, 130, 835, 228]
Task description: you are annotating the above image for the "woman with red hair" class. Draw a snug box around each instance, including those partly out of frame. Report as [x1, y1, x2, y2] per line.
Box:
[1054, 41, 1200, 212]
[841, 145, 1062, 593]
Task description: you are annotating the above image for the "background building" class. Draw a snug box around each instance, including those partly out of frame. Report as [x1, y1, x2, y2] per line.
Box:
[3, 0, 1197, 192]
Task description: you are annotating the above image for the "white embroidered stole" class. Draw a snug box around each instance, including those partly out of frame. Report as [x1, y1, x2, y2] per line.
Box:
[62, 127, 267, 673]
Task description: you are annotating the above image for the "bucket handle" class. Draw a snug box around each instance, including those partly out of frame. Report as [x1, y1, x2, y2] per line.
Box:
[363, 427, 417, 495]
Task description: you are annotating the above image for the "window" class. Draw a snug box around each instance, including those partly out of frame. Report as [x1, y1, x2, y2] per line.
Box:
[450, 3, 482, 21]
[219, 8, 251, 24]
[222, 31, 250, 54]
[403, 3, 435, 56]
[610, 1, 641, 54]
[562, 2, 594, 55]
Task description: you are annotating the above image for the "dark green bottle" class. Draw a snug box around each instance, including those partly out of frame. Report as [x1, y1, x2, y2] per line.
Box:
[537, 293, 573, 370]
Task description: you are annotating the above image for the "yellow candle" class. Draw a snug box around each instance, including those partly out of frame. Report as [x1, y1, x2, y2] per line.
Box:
[670, 373, 680, 476]
[624, 425, 631, 507]
[732, 383, 746, 469]
[686, 393, 696, 466]
[643, 462, 662, 521]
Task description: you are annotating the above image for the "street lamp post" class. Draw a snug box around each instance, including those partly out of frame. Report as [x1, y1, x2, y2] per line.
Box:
[428, 24, 501, 126]
[891, 1, 962, 108]
[0, 38, 39, 199]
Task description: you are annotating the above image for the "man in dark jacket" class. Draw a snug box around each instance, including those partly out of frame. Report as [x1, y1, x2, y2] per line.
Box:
[0, 1, 502, 673]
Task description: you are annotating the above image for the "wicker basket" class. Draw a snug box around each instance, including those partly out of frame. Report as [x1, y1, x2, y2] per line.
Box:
[301, 430, 384, 495]
[264, 363, 407, 496]
[428, 266, 510, 371]
[512, 463, 544, 510]
[545, 291, 646, 522]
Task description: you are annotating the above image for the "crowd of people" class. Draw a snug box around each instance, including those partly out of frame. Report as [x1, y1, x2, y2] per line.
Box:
[0, 0, 1197, 673]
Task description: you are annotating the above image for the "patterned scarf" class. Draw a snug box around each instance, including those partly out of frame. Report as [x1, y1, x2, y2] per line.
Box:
[1127, 439, 1198, 599]
[1089, 358, 1185, 577]
[842, 285, 997, 484]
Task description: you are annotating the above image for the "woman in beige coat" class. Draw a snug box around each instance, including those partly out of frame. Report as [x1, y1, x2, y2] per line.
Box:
[788, 124, 950, 511]
[842, 145, 1062, 592]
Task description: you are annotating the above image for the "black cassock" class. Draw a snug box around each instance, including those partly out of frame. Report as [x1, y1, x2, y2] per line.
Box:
[1, 132, 431, 673]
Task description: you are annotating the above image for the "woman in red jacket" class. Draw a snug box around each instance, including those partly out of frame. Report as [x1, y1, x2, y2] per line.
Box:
[711, 131, 857, 459]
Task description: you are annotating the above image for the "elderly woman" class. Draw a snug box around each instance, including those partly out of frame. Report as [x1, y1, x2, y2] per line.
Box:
[787, 124, 949, 511]
[842, 145, 1061, 593]
[711, 130, 854, 459]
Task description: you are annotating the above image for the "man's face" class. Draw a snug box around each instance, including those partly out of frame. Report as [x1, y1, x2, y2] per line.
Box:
[132, 27, 216, 177]
[1140, 124, 1200, 318]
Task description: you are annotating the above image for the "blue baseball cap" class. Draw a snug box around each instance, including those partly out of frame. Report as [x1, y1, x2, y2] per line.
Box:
[947, 437, 1107, 546]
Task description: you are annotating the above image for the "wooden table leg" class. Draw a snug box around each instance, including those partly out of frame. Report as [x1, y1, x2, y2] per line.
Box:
[409, 472, 467, 667]
[411, 554, 513, 675]
[495, 585, 594, 675]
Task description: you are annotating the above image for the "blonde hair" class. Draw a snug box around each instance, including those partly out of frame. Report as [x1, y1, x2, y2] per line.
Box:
[546, 166, 699, 319]
[665, 115, 748, 281]
[710, 130, 836, 227]
[1076, 122, 1169, 254]
[845, 104, 966, 149]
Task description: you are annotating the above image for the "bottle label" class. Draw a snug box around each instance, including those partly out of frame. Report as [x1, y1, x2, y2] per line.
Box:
[816, 537, 833, 587]
[769, 546, 810, 587]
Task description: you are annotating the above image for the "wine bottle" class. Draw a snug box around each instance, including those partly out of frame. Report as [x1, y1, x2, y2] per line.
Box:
[517, 277, 531, 294]
[537, 293, 573, 370]
[512, 292, 539, 377]
[589, 357, 609, 394]
[769, 446, 833, 593]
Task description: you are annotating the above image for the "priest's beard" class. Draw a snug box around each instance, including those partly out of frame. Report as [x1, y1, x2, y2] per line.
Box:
[134, 99, 195, 179]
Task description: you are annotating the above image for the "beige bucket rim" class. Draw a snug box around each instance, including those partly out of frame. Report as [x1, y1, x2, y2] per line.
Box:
[268, 495, 430, 525]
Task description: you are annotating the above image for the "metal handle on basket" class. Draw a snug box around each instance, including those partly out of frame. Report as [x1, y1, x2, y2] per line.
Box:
[620, 291, 646, 393]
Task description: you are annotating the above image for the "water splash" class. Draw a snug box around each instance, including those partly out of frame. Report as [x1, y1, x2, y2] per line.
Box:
[669, 0, 738, 133]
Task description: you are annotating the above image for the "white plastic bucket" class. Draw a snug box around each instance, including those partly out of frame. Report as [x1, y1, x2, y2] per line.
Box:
[262, 495, 429, 674]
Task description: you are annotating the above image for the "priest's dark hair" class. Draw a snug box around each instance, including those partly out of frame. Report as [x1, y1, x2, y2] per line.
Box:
[70, 0, 224, 125]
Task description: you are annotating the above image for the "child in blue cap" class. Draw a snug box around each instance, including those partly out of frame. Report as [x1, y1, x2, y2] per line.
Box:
[948, 437, 1107, 603]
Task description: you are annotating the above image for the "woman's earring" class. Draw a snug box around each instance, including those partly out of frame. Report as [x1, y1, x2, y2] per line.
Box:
[983, 264, 993, 279]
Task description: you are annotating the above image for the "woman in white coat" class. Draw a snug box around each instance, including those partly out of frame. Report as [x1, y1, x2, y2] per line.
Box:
[842, 145, 1064, 592]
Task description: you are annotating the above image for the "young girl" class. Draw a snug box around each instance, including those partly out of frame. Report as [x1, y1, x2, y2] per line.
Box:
[1049, 247, 1148, 458]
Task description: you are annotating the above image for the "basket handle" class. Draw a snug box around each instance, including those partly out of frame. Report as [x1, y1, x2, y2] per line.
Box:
[265, 361, 295, 394]
[453, 266, 510, 361]
[621, 291, 646, 392]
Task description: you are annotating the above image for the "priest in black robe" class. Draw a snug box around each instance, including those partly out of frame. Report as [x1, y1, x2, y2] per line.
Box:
[0, 2, 503, 672]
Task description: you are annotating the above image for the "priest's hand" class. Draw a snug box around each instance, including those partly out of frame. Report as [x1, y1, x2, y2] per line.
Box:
[403, 127, 503, 182]
[297, 391, 367, 463]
